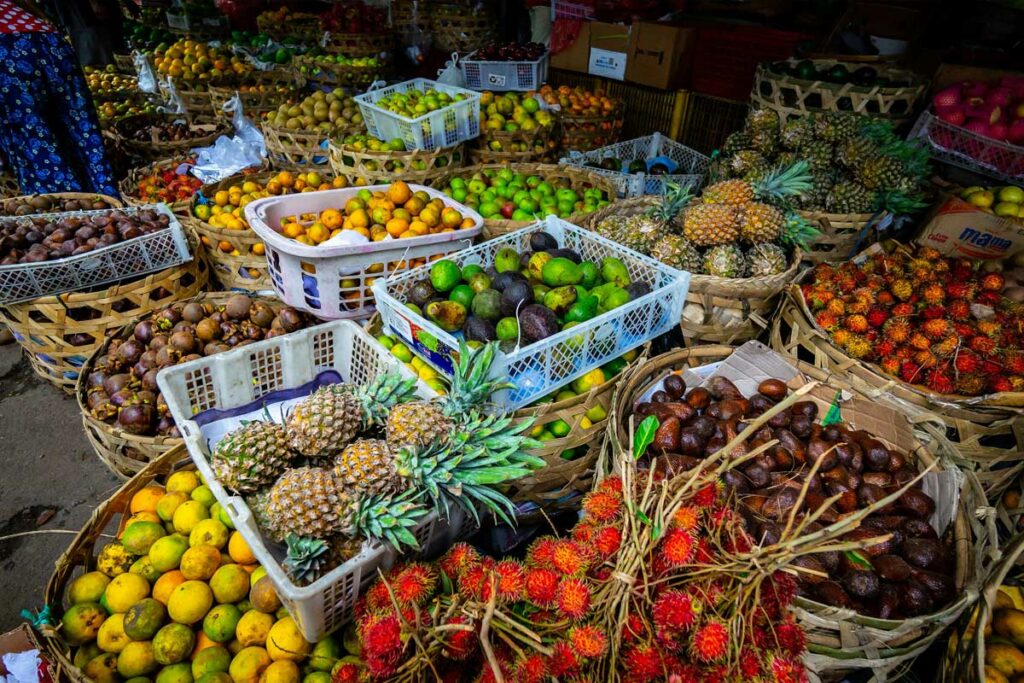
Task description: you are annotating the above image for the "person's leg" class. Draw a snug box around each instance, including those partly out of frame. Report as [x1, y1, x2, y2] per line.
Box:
[0, 33, 86, 193]
[39, 32, 118, 195]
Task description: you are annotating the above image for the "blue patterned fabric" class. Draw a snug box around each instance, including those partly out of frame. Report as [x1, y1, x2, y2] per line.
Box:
[0, 31, 117, 195]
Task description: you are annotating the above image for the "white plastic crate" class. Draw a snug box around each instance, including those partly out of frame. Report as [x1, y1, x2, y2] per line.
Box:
[552, 0, 595, 20]
[909, 110, 1024, 183]
[561, 132, 711, 197]
[373, 216, 690, 409]
[244, 185, 483, 320]
[156, 320, 474, 641]
[460, 51, 549, 92]
[354, 78, 482, 151]
[0, 203, 191, 304]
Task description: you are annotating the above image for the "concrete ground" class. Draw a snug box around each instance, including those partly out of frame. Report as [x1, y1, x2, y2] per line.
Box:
[0, 343, 122, 632]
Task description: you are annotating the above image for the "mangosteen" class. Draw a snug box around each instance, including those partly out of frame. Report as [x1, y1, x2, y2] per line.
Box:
[225, 294, 253, 320]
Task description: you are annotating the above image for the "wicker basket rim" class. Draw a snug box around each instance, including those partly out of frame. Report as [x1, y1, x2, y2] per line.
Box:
[757, 59, 928, 89]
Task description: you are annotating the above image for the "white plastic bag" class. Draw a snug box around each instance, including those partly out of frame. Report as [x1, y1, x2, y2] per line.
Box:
[157, 77, 187, 115]
[436, 52, 465, 88]
[134, 51, 158, 93]
[190, 95, 266, 184]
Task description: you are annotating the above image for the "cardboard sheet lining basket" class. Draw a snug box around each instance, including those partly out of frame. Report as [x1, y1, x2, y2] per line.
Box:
[607, 342, 992, 683]
[772, 286, 1024, 501]
[0, 257, 207, 395]
[798, 209, 890, 265]
[327, 141, 466, 188]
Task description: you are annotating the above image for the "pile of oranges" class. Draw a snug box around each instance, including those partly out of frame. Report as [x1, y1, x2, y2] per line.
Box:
[538, 85, 620, 118]
[152, 39, 250, 84]
[279, 181, 475, 246]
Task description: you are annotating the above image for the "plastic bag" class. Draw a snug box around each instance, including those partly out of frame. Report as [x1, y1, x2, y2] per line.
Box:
[190, 95, 266, 184]
[158, 77, 187, 115]
[436, 53, 465, 88]
[134, 51, 158, 93]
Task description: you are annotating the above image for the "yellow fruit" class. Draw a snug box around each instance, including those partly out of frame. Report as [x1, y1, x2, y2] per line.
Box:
[152, 623, 196, 665]
[236, 610, 274, 647]
[260, 660, 300, 683]
[265, 617, 310, 662]
[180, 546, 221, 581]
[173, 501, 210, 535]
[149, 534, 190, 572]
[230, 647, 272, 683]
[153, 570, 187, 605]
[157, 493, 190, 521]
[167, 581, 214, 625]
[117, 640, 158, 677]
[132, 486, 166, 514]
[191, 485, 216, 508]
[124, 598, 167, 641]
[203, 604, 243, 644]
[995, 609, 1024, 645]
[192, 645, 231, 678]
[987, 666, 1010, 683]
[228, 532, 255, 565]
[84, 653, 119, 683]
[156, 661, 194, 683]
[210, 564, 250, 603]
[74, 643, 102, 669]
[105, 573, 151, 613]
[122, 521, 167, 555]
[995, 202, 1020, 218]
[585, 404, 608, 422]
[249, 566, 267, 587]
[988, 643, 1024, 676]
[69, 571, 111, 605]
[130, 556, 163, 583]
[190, 519, 229, 549]
[193, 631, 220, 658]
[167, 471, 202, 494]
[128, 511, 163, 527]
[572, 368, 607, 394]
[98, 613, 131, 653]
[98, 543, 136, 578]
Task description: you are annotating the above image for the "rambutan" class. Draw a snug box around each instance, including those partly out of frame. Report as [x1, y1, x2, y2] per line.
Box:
[441, 615, 477, 661]
[978, 319, 1002, 337]
[843, 335, 873, 360]
[581, 489, 623, 522]
[767, 654, 808, 683]
[909, 332, 931, 350]
[332, 662, 365, 683]
[846, 300, 869, 315]
[391, 562, 438, 607]
[359, 613, 404, 677]
[597, 476, 623, 494]
[652, 589, 698, 635]
[569, 625, 608, 659]
[970, 335, 997, 354]
[954, 321, 977, 339]
[920, 304, 946, 321]
[921, 318, 951, 340]
[439, 543, 481, 578]
[1003, 351, 1024, 375]
[622, 643, 666, 683]
[512, 653, 548, 683]
[658, 528, 696, 567]
[825, 298, 846, 316]
[694, 538, 716, 564]
[990, 375, 1013, 393]
[493, 560, 526, 602]
[525, 537, 558, 569]
[877, 290, 895, 305]
[458, 564, 490, 602]
[866, 306, 888, 328]
[572, 523, 597, 545]
[695, 482, 721, 507]
[880, 357, 900, 375]
[874, 339, 896, 358]
[891, 279, 913, 301]
[917, 246, 942, 260]
[776, 621, 807, 657]
[814, 310, 839, 331]
[922, 282, 945, 304]
[891, 302, 914, 317]
[739, 650, 763, 678]
[932, 335, 959, 357]
[592, 525, 622, 558]
[831, 329, 852, 348]
[899, 360, 922, 383]
[622, 613, 648, 644]
[913, 350, 938, 369]
[955, 350, 981, 374]
[982, 359, 1003, 376]
[1009, 376, 1024, 392]
[364, 578, 393, 614]
[552, 540, 589, 576]
[690, 620, 729, 663]
[948, 298, 972, 321]
[926, 367, 955, 394]
[837, 274, 857, 294]
[894, 345, 914, 360]
[844, 314, 869, 333]
[982, 272, 1006, 291]
[547, 641, 580, 678]
[947, 280, 976, 300]
[524, 567, 559, 608]
[556, 578, 591, 620]
[882, 318, 911, 343]
[672, 505, 700, 531]
[978, 290, 1001, 306]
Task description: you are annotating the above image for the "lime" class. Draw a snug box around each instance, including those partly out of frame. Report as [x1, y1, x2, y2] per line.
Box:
[496, 317, 519, 341]
[429, 260, 462, 293]
[572, 368, 607, 394]
[580, 416, 593, 430]
[449, 284, 475, 309]
[461, 264, 483, 280]
[405, 303, 422, 316]
[426, 378, 447, 394]
[585, 404, 608, 422]
[602, 357, 627, 376]
[555, 389, 576, 402]
[391, 343, 413, 363]
[559, 448, 577, 460]
[537, 430, 555, 442]
[549, 419, 571, 438]
[621, 349, 639, 362]
[530, 424, 545, 438]
[375, 335, 395, 350]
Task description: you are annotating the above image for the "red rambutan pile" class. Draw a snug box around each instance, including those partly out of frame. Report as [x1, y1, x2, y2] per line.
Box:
[548, 640, 581, 678]
[569, 624, 609, 660]
[948, 298, 972, 321]
[524, 567, 560, 608]
[690, 620, 730, 663]
[844, 314, 869, 333]
[556, 578, 592, 620]
[512, 653, 548, 683]
[493, 560, 526, 602]
[358, 612, 404, 677]
[439, 543, 481, 578]
[592, 525, 623, 558]
[391, 562, 438, 607]
[866, 306, 888, 328]
[552, 540, 590, 576]
[441, 615, 477, 661]
[658, 528, 697, 567]
[652, 589, 699, 636]
[926, 366, 955, 394]
[581, 489, 623, 522]
[622, 643, 666, 683]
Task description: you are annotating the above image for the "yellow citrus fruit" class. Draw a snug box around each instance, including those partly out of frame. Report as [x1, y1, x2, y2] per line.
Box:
[235, 610, 274, 648]
[192, 630, 219, 659]
[173, 500, 210, 535]
[127, 511, 162, 527]
[249, 576, 281, 614]
[105, 573, 151, 613]
[149, 534, 190, 573]
[73, 642, 102, 669]
[131, 485, 166, 514]
[190, 485, 215, 509]
[152, 570, 186, 605]
[62, 603, 107, 645]
[572, 368, 607, 394]
[259, 660, 300, 683]
[180, 546, 221, 581]
[153, 623, 196, 665]
[386, 181, 412, 205]
[97, 613, 130, 653]
[117, 640, 158, 677]
[130, 556, 162, 583]
[69, 571, 111, 605]
[202, 604, 243, 644]
[167, 471, 201, 495]
[156, 661, 193, 683]
[192, 644, 231, 677]
[83, 652, 119, 683]
[122, 521, 166, 555]
[123, 598, 167, 641]
[210, 564, 250, 604]
[190, 519, 229, 549]
[265, 617, 310, 662]
[227, 532, 255, 565]
[249, 565, 267, 587]
[229, 647, 272, 683]
[167, 580, 214, 625]
[97, 543, 135, 578]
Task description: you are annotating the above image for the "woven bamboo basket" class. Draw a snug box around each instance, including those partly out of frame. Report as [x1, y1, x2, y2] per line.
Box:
[162, 81, 218, 120]
[0, 192, 122, 216]
[40, 444, 196, 683]
[77, 292, 302, 478]
[392, 0, 430, 38]
[118, 158, 197, 217]
[0, 258, 208, 394]
[444, 162, 618, 240]
[561, 110, 625, 154]
[112, 115, 228, 164]
[430, 9, 495, 54]
[295, 57, 386, 89]
[798, 209, 888, 265]
[468, 123, 560, 165]
[256, 11, 319, 42]
[208, 71, 307, 122]
[263, 123, 354, 170]
[113, 53, 134, 71]
[0, 174, 19, 198]
[751, 59, 928, 126]
[608, 343, 991, 682]
[773, 287, 1024, 500]
[323, 32, 393, 57]
[328, 141, 466, 188]
[582, 196, 800, 345]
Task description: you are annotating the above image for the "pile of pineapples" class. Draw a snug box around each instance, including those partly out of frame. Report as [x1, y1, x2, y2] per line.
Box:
[722, 109, 929, 215]
[595, 159, 818, 279]
[209, 343, 542, 585]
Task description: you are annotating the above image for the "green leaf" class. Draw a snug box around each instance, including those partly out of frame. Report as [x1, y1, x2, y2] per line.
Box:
[636, 510, 652, 527]
[651, 522, 662, 542]
[844, 550, 873, 570]
[633, 415, 659, 460]
[821, 391, 842, 426]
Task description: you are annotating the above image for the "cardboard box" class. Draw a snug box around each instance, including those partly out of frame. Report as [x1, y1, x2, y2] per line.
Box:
[915, 195, 1024, 259]
[550, 21, 593, 73]
[626, 23, 695, 89]
[0, 624, 55, 683]
[588, 22, 630, 80]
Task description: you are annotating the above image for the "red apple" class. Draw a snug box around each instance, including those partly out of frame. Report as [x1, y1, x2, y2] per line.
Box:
[965, 81, 990, 98]
[500, 202, 515, 219]
[987, 122, 1009, 140]
[986, 87, 1013, 107]
[932, 85, 962, 109]
[1008, 119, 1024, 144]
[937, 106, 966, 126]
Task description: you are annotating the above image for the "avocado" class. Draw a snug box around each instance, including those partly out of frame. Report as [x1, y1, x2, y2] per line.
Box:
[827, 64, 850, 83]
[579, 261, 600, 289]
[494, 247, 521, 273]
[470, 289, 502, 321]
[599, 156, 622, 171]
[625, 282, 651, 299]
[532, 283, 550, 302]
[527, 251, 553, 282]
[794, 59, 816, 80]
[851, 66, 878, 87]
[500, 280, 534, 317]
[565, 295, 598, 323]
[518, 304, 559, 343]
[543, 286, 577, 316]
[493, 270, 528, 292]
[408, 280, 437, 306]
[463, 316, 496, 343]
[600, 257, 630, 287]
[529, 231, 558, 252]
[547, 248, 582, 264]
[628, 159, 646, 174]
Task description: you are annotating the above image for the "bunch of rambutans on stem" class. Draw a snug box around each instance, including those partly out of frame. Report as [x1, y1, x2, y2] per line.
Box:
[334, 383, 930, 683]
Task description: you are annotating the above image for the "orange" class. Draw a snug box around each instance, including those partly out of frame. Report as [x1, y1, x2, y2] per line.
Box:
[352, 226, 370, 239]
[441, 208, 462, 229]
[320, 209, 342, 230]
[265, 180, 282, 195]
[296, 235, 315, 246]
[293, 178, 306, 191]
[191, 631, 218, 659]
[418, 208, 438, 228]
[276, 171, 294, 189]
[348, 209, 370, 229]
[282, 223, 304, 239]
[460, 217, 476, 229]
[332, 176, 348, 188]
[227, 531, 255, 565]
[152, 571, 186, 605]
[403, 196, 425, 216]
[370, 206, 392, 226]
[392, 208, 411, 222]
[307, 222, 330, 244]
[386, 180, 412, 205]
[429, 198, 446, 213]
[131, 485, 166, 514]
[344, 198, 364, 214]
[385, 218, 409, 238]
[252, 243, 265, 256]
[408, 222, 428, 236]
[413, 190, 430, 204]
[213, 191, 229, 207]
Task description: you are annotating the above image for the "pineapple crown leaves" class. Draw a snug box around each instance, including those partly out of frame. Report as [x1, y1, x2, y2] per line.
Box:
[779, 212, 820, 251]
[875, 190, 929, 216]
[442, 340, 514, 416]
[355, 372, 420, 426]
[283, 534, 330, 581]
[647, 182, 694, 223]
[351, 488, 426, 551]
[752, 160, 813, 209]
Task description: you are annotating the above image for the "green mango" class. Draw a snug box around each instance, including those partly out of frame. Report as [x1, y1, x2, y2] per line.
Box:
[579, 261, 600, 289]
[532, 283, 550, 303]
[565, 295, 599, 323]
[600, 287, 631, 312]
[527, 251, 552, 282]
[541, 257, 583, 287]
[494, 247, 521, 273]
[589, 283, 615, 305]
[600, 257, 630, 288]
[543, 286, 578, 316]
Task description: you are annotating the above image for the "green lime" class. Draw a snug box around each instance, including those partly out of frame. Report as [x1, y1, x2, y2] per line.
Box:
[429, 260, 462, 293]
[375, 334, 395, 350]
[602, 357, 627, 376]
[496, 317, 519, 341]
[391, 343, 413, 363]
[461, 264, 484, 280]
[405, 302, 422, 315]
[585, 404, 608, 422]
[448, 284, 475, 309]
[559, 448, 577, 460]
[549, 419, 571, 438]
[537, 430, 555, 442]
[555, 389, 576, 402]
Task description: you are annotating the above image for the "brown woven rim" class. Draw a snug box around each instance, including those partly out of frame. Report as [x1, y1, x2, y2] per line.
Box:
[0, 192, 122, 216]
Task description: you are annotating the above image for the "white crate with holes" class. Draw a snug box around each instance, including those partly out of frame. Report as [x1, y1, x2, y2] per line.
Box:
[243, 185, 483, 321]
[156, 320, 473, 641]
[373, 217, 690, 409]
[354, 78, 482, 151]
[460, 51, 549, 92]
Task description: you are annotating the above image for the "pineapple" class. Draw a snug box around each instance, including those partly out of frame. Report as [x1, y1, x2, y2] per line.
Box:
[750, 128, 779, 157]
[795, 171, 833, 210]
[212, 421, 293, 494]
[617, 214, 667, 254]
[799, 140, 834, 173]
[855, 154, 906, 191]
[747, 108, 779, 134]
[703, 161, 813, 208]
[813, 112, 858, 143]
[701, 179, 755, 206]
[682, 203, 740, 247]
[645, 182, 694, 229]
[721, 130, 752, 157]
[331, 438, 396, 499]
[826, 181, 876, 213]
[245, 488, 276, 536]
[747, 243, 789, 277]
[703, 245, 747, 278]
[834, 138, 869, 169]
[738, 202, 785, 243]
[728, 151, 768, 178]
[286, 373, 418, 460]
[780, 118, 813, 150]
[650, 235, 703, 273]
[283, 534, 362, 585]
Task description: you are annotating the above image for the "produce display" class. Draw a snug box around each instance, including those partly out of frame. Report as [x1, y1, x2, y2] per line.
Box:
[84, 296, 313, 437]
[116, 118, 219, 145]
[442, 168, 609, 221]
[131, 162, 203, 206]
[974, 586, 1024, 682]
[471, 41, 546, 62]
[1, 194, 117, 217]
[721, 109, 929, 215]
[931, 75, 1024, 144]
[801, 243, 1024, 396]
[124, 21, 174, 51]
[595, 162, 818, 277]
[96, 99, 160, 126]
[318, 1, 389, 34]
[370, 87, 472, 120]
[539, 84, 620, 118]
[479, 91, 555, 135]
[767, 59, 917, 88]
[296, 54, 383, 86]
[959, 183, 1024, 220]
[334, 133, 462, 176]
[151, 39, 250, 84]
[84, 66, 138, 98]
[539, 85, 623, 151]
[0, 208, 171, 265]
[629, 373, 954, 618]
[262, 89, 362, 135]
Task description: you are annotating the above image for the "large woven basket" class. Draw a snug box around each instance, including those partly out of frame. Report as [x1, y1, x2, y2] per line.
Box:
[443, 162, 618, 240]
[608, 343, 991, 682]
[468, 122, 560, 165]
[582, 196, 799, 345]
[256, 11, 319, 42]
[112, 114, 227, 163]
[262, 123, 355, 170]
[0, 192, 122, 216]
[561, 109, 625, 154]
[208, 70, 307, 122]
[0, 258, 208, 394]
[430, 8, 495, 53]
[322, 31, 393, 57]
[162, 81, 218, 120]
[294, 55, 385, 89]
[0, 174, 19, 198]
[751, 58, 928, 127]
[118, 157, 197, 217]
[328, 141, 466, 188]
[798, 208, 888, 265]
[773, 287, 1024, 500]
[77, 292, 301, 478]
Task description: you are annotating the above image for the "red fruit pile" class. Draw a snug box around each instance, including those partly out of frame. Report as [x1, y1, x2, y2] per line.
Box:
[318, 1, 387, 34]
[474, 42, 546, 62]
[802, 244, 1024, 396]
[133, 160, 202, 205]
[932, 76, 1024, 145]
